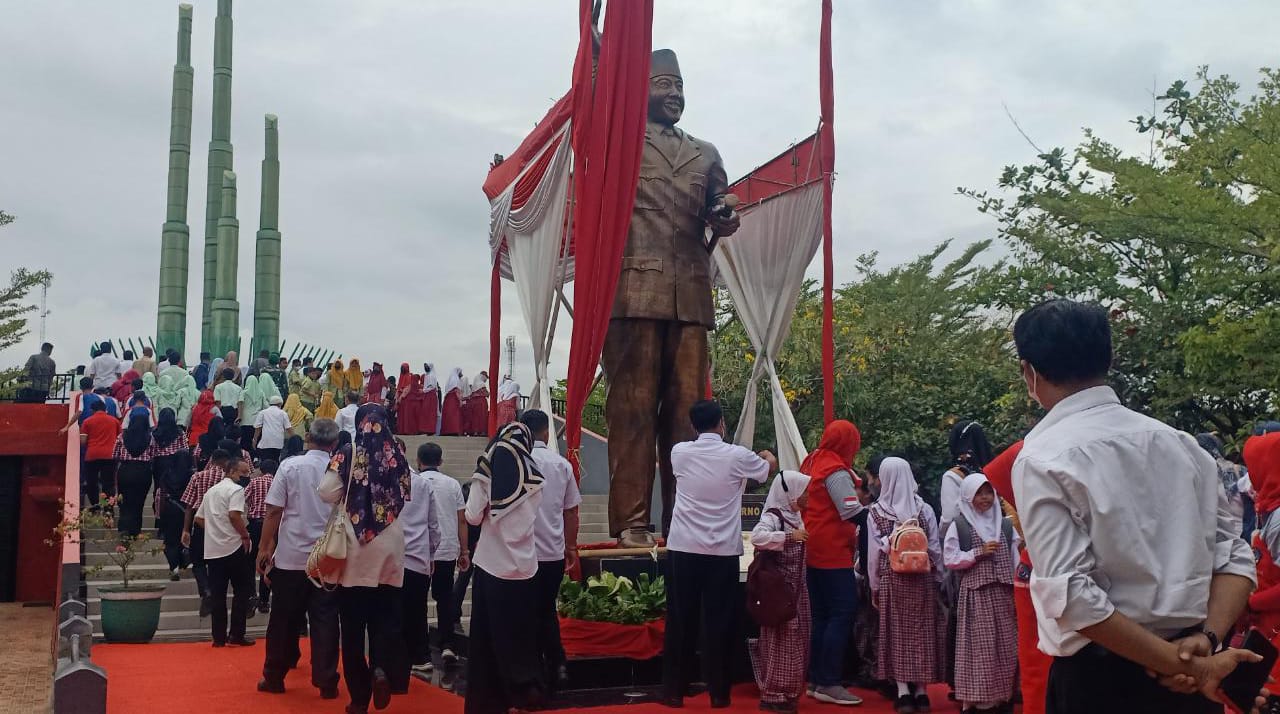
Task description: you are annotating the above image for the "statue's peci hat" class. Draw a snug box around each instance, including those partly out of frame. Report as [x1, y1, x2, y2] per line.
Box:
[650, 49, 681, 79]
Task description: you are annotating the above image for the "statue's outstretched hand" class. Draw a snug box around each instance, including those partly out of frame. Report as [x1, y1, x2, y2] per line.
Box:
[707, 209, 740, 238]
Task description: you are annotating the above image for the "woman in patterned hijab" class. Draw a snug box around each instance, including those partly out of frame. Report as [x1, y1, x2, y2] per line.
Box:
[330, 403, 411, 544]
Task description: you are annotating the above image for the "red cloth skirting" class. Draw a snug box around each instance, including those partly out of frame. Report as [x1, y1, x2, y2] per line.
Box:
[465, 393, 489, 436]
[422, 390, 440, 434]
[559, 617, 664, 660]
[398, 395, 420, 435]
[1015, 585, 1051, 714]
[496, 398, 518, 427]
[441, 392, 463, 436]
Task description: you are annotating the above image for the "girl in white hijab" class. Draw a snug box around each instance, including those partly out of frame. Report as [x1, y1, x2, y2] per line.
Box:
[942, 472, 1019, 712]
[748, 470, 813, 711]
[866, 456, 946, 710]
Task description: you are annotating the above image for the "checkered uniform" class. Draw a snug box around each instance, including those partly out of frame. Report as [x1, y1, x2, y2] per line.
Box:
[748, 526, 811, 705]
[181, 465, 225, 511]
[953, 522, 1018, 706]
[872, 507, 947, 684]
[243, 474, 274, 521]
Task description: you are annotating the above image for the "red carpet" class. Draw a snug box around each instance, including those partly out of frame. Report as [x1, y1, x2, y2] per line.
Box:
[93, 640, 953, 713]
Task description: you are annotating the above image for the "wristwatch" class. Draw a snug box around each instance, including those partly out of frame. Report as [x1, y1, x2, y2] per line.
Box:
[1194, 625, 1222, 654]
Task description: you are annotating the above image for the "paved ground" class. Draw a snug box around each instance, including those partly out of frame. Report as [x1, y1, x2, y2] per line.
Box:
[0, 603, 53, 713]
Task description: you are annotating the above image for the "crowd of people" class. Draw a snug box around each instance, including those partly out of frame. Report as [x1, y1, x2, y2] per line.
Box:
[44, 295, 1280, 714]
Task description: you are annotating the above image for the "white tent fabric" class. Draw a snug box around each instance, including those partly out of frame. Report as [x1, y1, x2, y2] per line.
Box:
[714, 180, 824, 472]
[488, 122, 573, 450]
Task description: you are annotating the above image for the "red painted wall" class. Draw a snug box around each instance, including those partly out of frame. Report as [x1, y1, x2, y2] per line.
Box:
[0, 405, 70, 603]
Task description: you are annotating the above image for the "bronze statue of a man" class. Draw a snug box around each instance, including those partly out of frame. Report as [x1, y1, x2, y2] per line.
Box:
[604, 49, 741, 547]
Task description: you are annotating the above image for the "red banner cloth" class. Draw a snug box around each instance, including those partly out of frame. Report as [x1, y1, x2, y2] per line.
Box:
[559, 617, 665, 660]
[819, 0, 836, 426]
[563, 0, 654, 478]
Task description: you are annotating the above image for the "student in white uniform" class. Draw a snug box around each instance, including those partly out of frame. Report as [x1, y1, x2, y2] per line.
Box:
[1011, 299, 1259, 714]
[522, 409, 581, 689]
[398, 445, 441, 683]
[196, 456, 256, 648]
[464, 422, 545, 714]
[415, 442, 469, 671]
[662, 400, 776, 709]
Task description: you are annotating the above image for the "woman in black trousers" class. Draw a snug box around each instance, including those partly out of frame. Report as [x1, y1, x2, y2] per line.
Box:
[152, 408, 194, 577]
[113, 407, 158, 537]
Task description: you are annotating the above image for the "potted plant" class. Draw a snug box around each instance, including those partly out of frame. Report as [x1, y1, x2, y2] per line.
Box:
[557, 572, 667, 659]
[49, 497, 167, 643]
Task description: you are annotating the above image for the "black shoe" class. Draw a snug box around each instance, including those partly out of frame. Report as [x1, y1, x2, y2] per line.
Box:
[915, 693, 931, 711]
[319, 685, 339, 700]
[259, 602, 271, 615]
[758, 702, 797, 714]
[257, 678, 285, 694]
[372, 667, 391, 710]
[894, 695, 917, 714]
[346, 706, 368, 714]
[711, 696, 731, 709]
[199, 597, 212, 618]
[228, 636, 256, 646]
[212, 640, 226, 648]
[391, 686, 409, 695]
[556, 664, 570, 687]
[660, 697, 684, 709]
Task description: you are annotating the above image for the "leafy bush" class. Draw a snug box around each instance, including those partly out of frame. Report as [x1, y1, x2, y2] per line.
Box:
[557, 571, 666, 625]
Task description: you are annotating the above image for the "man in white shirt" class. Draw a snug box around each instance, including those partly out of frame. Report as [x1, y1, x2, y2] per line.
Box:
[522, 410, 582, 689]
[253, 395, 293, 464]
[88, 341, 123, 390]
[255, 419, 342, 698]
[336, 390, 361, 439]
[213, 368, 244, 424]
[415, 443, 469, 670]
[663, 400, 775, 709]
[399, 446, 442, 679]
[1011, 299, 1260, 714]
[195, 456, 256, 648]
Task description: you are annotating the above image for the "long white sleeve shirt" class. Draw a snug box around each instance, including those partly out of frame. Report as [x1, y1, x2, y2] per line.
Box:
[1013, 386, 1256, 657]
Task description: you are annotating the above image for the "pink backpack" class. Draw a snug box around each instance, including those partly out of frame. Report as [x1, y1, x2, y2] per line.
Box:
[888, 518, 931, 574]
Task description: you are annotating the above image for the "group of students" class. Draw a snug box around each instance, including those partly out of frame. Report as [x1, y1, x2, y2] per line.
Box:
[664, 298, 1275, 714]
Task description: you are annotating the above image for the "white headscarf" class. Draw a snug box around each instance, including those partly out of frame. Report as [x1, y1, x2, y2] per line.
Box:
[499, 377, 520, 401]
[872, 456, 924, 523]
[957, 472, 1001, 543]
[471, 371, 489, 393]
[444, 368, 464, 396]
[422, 363, 439, 391]
[763, 470, 811, 522]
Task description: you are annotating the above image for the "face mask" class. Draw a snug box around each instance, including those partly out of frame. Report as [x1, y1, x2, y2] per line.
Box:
[1025, 363, 1044, 409]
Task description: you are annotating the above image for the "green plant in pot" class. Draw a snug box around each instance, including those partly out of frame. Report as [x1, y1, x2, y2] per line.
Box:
[558, 572, 667, 625]
[49, 497, 167, 643]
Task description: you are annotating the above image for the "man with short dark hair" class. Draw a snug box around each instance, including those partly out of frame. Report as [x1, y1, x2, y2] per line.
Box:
[20, 342, 56, 402]
[662, 400, 776, 708]
[256, 419, 343, 698]
[1012, 299, 1259, 714]
[399, 442, 442, 680]
[79, 400, 120, 507]
[414, 442, 468, 669]
[194, 352, 213, 390]
[182, 449, 232, 616]
[336, 391, 361, 439]
[197, 456, 257, 648]
[88, 341, 122, 390]
[522, 409, 581, 689]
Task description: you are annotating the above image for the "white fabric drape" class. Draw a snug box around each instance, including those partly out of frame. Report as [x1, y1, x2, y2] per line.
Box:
[489, 122, 573, 451]
[714, 181, 824, 472]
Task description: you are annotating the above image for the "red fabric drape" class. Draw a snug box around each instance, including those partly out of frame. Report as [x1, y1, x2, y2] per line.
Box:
[559, 617, 665, 660]
[819, 0, 836, 426]
[488, 261, 501, 438]
[563, 0, 654, 476]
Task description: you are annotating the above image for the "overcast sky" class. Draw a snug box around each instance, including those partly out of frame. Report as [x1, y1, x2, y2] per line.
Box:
[2, 0, 1275, 388]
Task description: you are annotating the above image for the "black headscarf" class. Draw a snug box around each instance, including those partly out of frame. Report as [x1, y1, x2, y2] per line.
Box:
[123, 406, 153, 457]
[473, 422, 544, 522]
[949, 420, 993, 472]
[283, 435, 305, 460]
[154, 408, 181, 448]
[199, 415, 226, 455]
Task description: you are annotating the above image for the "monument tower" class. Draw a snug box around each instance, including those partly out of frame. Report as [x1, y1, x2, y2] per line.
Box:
[201, 0, 235, 351]
[251, 115, 281, 357]
[154, 4, 194, 356]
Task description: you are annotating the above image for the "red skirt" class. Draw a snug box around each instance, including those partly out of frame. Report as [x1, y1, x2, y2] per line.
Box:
[496, 398, 518, 427]
[466, 394, 489, 436]
[421, 390, 439, 435]
[397, 394, 419, 435]
[441, 391, 463, 436]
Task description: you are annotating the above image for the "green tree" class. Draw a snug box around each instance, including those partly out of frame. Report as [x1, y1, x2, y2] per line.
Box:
[0, 211, 53, 387]
[961, 67, 1280, 442]
[711, 241, 1033, 501]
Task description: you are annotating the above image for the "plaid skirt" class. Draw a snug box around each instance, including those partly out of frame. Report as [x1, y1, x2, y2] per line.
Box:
[955, 581, 1018, 705]
[875, 566, 946, 684]
[749, 540, 811, 704]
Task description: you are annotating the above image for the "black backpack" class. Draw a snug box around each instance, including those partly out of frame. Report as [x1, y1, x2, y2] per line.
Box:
[746, 507, 799, 627]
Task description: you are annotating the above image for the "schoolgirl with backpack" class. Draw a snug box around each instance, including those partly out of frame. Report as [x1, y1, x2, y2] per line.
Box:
[943, 472, 1019, 714]
[746, 470, 812, 713]
[868, 457, 947, 714]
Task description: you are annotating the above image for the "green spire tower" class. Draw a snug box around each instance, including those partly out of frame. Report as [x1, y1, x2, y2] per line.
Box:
[210, 170, 240, 356]
[155, 4, 194, 357]
[201, 0, 235, 351]
[251, 115, 281, 358]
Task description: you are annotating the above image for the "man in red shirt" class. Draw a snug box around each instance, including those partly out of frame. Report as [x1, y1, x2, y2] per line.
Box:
[80, 401, 121, 508]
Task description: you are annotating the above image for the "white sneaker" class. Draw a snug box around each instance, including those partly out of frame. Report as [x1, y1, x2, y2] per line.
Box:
[811, 686, 863, 706]
[411, 661, 434, 673]
[442, 648, 457, 664]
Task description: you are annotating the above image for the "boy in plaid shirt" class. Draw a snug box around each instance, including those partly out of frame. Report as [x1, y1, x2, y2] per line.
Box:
[245, 459, 278, 615]
[182, 449, 230, 616]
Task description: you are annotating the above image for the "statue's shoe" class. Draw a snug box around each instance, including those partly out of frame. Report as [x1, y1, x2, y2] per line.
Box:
[618, 528, 656, 549]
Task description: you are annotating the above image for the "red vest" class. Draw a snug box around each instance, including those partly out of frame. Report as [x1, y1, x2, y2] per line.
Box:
[804, 470, 858, 569]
